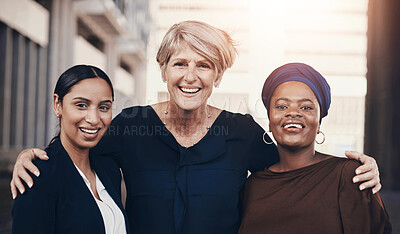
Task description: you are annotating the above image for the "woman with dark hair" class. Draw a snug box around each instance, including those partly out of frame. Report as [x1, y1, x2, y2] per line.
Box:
[238, 63, 391, 234]
[12, 65, 129, 234]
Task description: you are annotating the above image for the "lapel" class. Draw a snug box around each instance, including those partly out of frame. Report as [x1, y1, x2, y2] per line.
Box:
[90, 155, 123, 209]
[53, 139, 106, 234]
[91, 153, 131, 234]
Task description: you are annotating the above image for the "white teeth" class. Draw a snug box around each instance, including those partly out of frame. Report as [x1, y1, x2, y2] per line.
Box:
[80, 128, 99, 134]
[283, 124, 303, 129]
[181, 87, 200, 93]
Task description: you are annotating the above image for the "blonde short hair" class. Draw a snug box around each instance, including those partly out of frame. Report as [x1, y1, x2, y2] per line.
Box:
[156, 20, 237, 77]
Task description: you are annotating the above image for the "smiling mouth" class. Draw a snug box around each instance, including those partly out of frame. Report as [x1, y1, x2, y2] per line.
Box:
[179, 87, 201, 94]
[79, 128, 100, 134]
[282, 123, 304, 129]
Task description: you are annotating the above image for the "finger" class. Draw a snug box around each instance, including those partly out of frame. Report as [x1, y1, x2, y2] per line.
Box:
[372, 183, 382, 194]
[17, 166, 34, 189]
[354, 162, 375, 175]
[358, 178, 379, 191]
[12, 176, 26, 195]
[23, 160, 40, 177]
[10, 180, 17, 199]
[345, 151, 377, 175]
[31, 148, 49, 160]
[344, 150, 362, 160]
[352, 170, 374, 183]
[345, 151, 375, 166]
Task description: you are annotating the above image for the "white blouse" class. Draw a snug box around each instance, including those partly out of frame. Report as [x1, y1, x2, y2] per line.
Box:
[74, 165, 127, 234]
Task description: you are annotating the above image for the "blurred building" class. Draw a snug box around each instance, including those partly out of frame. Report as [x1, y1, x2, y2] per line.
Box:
[147, 0, 368, 156]
[0, 0, 150, 171]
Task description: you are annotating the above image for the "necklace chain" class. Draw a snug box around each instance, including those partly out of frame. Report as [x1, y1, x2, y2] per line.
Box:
[163, 103, 211, 148]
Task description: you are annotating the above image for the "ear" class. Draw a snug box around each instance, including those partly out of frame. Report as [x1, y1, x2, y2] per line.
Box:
[214, 72, 224, 87]
[53, 94, 62, 117]
[160, 64, 167, 83]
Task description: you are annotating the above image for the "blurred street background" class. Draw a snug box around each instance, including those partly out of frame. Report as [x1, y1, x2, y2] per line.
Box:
[0, 0, 399, 233]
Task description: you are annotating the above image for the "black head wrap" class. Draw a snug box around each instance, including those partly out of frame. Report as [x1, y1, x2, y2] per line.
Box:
[261, 63, 331, 120]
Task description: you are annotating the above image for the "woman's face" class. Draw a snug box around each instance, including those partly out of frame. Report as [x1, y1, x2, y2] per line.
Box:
[54, 78, 113, 151]
[268, 81, 320, 149]
[163, 43, 220, 111]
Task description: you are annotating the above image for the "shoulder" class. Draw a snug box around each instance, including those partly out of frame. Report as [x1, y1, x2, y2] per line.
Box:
[94, 154, 120, 173]
[336, 158, 361, 175]
[34, 142, 62, 178]
[339, 159, 361, 183]
[318, 156, 360, 175]
[326, 157, 361, 188]
[114, 105, 142, 120]
[114, 105, 158, 124]
[107, 105, 148, 131]
[219, 110, 260, 129]
[16, 141, 63, 196]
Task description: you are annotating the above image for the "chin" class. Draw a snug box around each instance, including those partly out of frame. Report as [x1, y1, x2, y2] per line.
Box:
[77, 138, 101, 149]
[175, 99, 205, 111]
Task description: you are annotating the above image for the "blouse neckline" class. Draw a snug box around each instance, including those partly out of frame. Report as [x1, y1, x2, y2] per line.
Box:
[264, 157, 339, 175]
[146, 105, 226, 149]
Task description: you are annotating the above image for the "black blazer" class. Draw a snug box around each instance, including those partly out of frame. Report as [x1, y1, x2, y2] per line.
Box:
[12, 139, 130, 234]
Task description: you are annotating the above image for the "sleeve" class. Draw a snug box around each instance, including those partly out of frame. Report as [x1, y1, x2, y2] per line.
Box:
[246, 114, 279, 173]
[92, 110, 126, 166]
[12, 162, 57, 234]
[338, 160, 392, 234]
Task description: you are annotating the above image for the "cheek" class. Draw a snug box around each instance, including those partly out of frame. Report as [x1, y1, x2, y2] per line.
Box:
[305, 113, 320, 127]
[268, 111, 280, 127]
[61, 110, 82, 125]
[101, 113, 113, 126]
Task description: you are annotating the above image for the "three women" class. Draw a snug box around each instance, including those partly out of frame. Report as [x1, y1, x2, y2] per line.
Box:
[11, 21, 382, 234]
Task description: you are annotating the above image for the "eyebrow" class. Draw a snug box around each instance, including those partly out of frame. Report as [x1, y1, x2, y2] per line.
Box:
[72, 97, 90, 102]
[171, 57, 211, 63]
[275, 97, 315, 103]
[72, 97, 112, 104]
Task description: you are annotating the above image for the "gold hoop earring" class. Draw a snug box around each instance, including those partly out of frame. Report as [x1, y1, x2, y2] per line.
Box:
[315, 131, 325, 144]
[263, 132, 274, 145]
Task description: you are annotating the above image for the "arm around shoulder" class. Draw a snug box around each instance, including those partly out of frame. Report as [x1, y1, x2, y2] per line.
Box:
[338, 160, 392, 233]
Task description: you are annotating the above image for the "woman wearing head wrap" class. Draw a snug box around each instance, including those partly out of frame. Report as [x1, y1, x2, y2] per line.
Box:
[238, 63, 392, 234]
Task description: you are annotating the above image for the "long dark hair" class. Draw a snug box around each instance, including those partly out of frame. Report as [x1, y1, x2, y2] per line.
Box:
[49, 64, 114, 145]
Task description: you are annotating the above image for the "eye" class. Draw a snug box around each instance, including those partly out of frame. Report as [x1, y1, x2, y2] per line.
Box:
[173, 62, 186, 67]
[99, 105, 111, 112]
[76, 103, 88, 109]
[301, 106, 313, 110]
[275, 105, 287, 110]
[198, 63, 211, 70]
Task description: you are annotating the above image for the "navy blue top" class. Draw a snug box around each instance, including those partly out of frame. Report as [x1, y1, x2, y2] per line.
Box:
[12, 139, 130, 234]
[93, 105, 279, 234]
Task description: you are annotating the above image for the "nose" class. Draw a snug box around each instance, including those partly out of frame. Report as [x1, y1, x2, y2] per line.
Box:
[285, 106, 302, 118]
[85, 108, 100, 125]
[184, 63, 197, 82]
